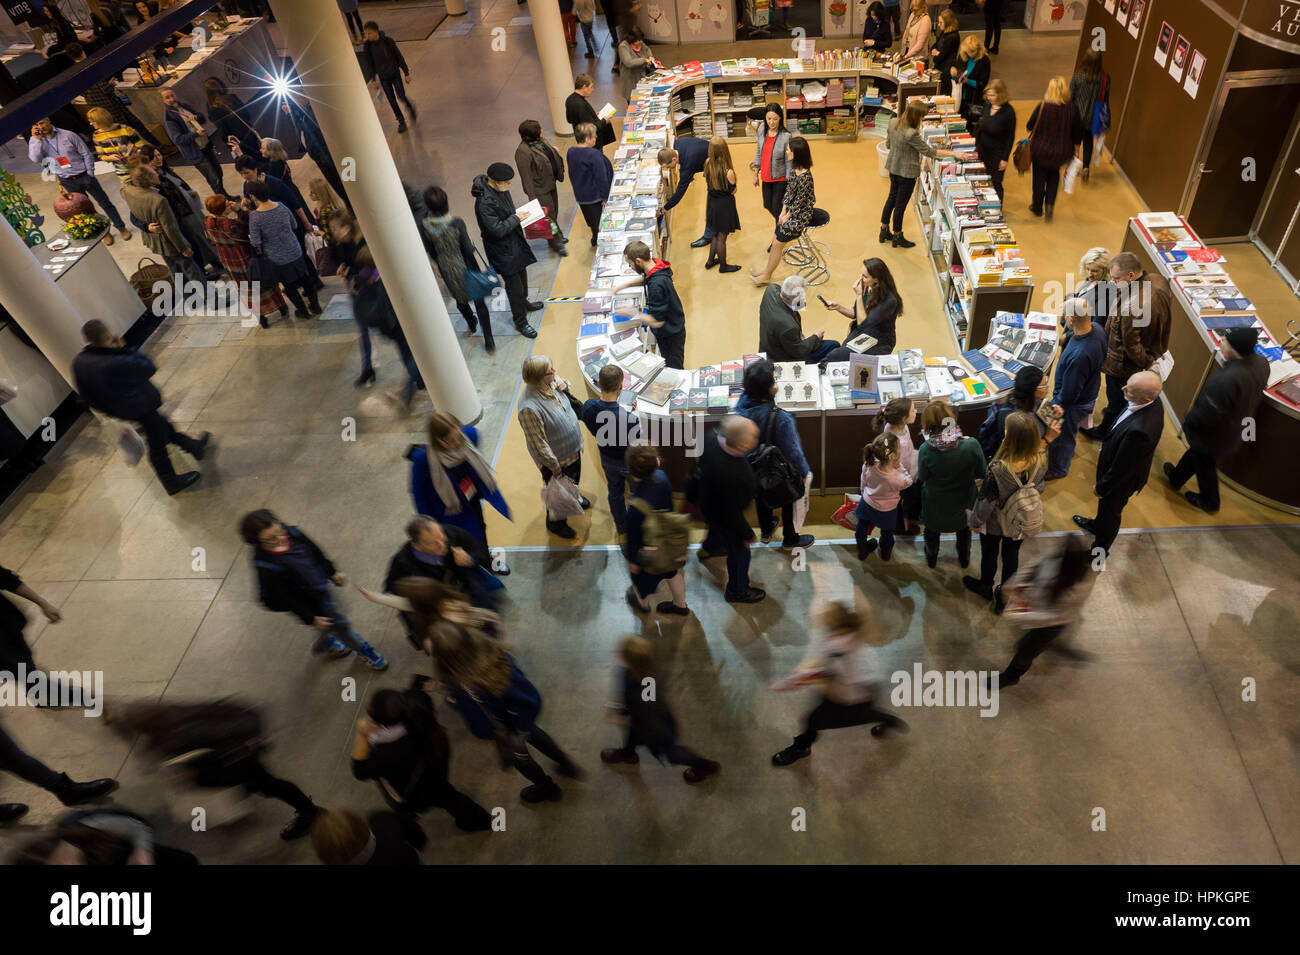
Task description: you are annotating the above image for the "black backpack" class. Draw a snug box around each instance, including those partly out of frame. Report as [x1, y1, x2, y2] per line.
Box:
[748, 405, 804, 509]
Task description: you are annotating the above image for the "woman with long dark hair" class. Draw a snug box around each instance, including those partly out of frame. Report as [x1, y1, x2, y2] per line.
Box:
[1070, 50, 1108, 183]
[351, 683, 492, 831]
[996, 534, 1094, 687]
[749, 103, 789, 223]
[822, 257, 903, 358]
[750, 135, 814, 286]
[703, 136, 741, 273]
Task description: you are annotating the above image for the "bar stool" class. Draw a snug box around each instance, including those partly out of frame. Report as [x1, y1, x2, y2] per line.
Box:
[781, 208, 831, 286]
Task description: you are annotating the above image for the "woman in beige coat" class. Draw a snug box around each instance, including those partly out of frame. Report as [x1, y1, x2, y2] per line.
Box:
[120, 164, 203, 283]
[900, 0, 932, 63]
[513, 119, 568, 255]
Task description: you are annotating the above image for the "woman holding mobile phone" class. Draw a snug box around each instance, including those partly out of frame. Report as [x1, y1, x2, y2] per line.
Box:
[820, 258, 902, 359]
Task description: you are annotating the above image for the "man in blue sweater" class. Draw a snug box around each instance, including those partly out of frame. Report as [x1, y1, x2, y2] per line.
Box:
[567, 123, 614, 247]
[1048, 298, 1108, 479]
[658, 137, 713, 248]
[581, 363, 641, 534]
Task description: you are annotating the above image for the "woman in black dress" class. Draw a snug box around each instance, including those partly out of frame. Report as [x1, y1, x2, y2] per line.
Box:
[703, 136, 741, 274]
[750, 135, 814, 286]
[974, 79, 1017, 202]
[822, 257, 903, 359]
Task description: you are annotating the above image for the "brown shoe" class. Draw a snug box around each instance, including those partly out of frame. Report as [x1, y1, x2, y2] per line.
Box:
[601, 748, 639, 765]
[683, 761, 720, 783]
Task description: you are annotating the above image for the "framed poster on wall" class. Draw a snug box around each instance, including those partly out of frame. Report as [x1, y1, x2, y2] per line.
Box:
[1116, 0, 1130, 25]
[1127, 0, 1145, 38]
[1169, 34, 1190, 81]
[823, 0, 854, 37]
[1183, 49, 1206, 98]
[638, 1, 680, 44]
[1154, 21, 1173, 67]
[1024, 0, 1086, 32]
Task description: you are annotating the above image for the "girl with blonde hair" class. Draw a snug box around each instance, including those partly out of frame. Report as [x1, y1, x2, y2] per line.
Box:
[964, 411, 1047, 613]
[954, 36, 990, 130]
[703, 136, 741, 273]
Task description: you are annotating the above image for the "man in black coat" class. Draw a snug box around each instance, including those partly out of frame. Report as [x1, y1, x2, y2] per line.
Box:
[1164, 327, 1270, 513]
[758, 276, 837, 362]
[71, 321, 210, 495]
[358, 21, 415, 133]
[659, 137, 713, 247]
[696, 416, 765, 603]
[471, 163, 540, 338]
[384, 516, 497, 646]
[1072, 370, 1164, 555]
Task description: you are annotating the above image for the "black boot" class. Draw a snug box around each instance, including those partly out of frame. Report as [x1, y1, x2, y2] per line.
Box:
[878, 224, 892, 243]
[52, 775, 119, 806]
[962, 576, 994, 600]
[546, 518, 576, 539]
[957, 537, 972, 568]
[924, 538, 939, 568]
[891, 232, 916, 249]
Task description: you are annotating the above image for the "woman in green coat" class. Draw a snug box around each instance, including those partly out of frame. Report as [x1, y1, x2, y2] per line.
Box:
[916, 399, 986, 569]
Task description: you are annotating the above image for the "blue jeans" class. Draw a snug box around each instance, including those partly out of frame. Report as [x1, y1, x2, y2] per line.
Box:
[315, 597, 368, 654]
[809, 339, 841, 362]
[855, 500, 899, 555]
[355, 315, 374, 373]
[378, 73, 413, 124]
[391, 327, 424, 402]
[703, 525, 751, 598]
[579, 20, 595, 52]
[1048, 401, 1093, 476]
[600, 456, 629, 529]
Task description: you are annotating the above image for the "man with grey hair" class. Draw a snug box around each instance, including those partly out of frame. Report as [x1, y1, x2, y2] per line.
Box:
[1047, 296, 1107, 479]
[696, 416, 765, 603]
[758, 275, 839, 363]
[383, 515, 497, 642]
[1072, 370, 1164, 555]
[1082, 250, 1171, 440]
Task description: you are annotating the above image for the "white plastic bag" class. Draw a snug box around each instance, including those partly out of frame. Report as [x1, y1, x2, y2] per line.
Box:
[1062, 157, 1084, 195]
[541, 474, 584, 519]
[792, 473, 814, 533]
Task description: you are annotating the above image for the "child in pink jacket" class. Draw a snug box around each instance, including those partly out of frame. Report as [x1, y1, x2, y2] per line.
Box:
[856, 431, 914, 560]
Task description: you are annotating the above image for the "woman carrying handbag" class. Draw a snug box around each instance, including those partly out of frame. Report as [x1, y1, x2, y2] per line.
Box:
[420, 185, 499, 354]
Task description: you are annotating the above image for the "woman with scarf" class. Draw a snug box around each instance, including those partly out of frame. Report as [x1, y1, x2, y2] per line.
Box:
[203, 195, 288, 328]
[420, 185, 496, 354]
[407, 411, 512, 576]
[916, 399, 986, 569]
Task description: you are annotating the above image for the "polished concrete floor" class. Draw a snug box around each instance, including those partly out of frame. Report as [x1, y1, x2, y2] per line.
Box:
[0, 4, 1297, 864]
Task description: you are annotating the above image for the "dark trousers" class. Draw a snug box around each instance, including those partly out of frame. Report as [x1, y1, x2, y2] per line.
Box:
[703, 524, 752, 598]
[388, 326, 424, 402]
[457, 298, 495, 349]
[615, 738, 713, 770]
[203, 760, 314, 815]
[501, 269, 529, 325]
[978, 147, 1006, 200]
[1094, 372, 1127, 435]
[0, 723, 63, 792]
[498, 721, 571, 789]
[136, 409, 201, 488]
[1092, 489, 1132, 554]
[379, 73, 414, 124]
[193, 144, 232, 198]
[579, 200, 603, 239]
[886, 4, 902, 36]
[342, 7, 363, 36]
[1031, 161, 1061, 213]
[604, 10, 620, 46]
[540, 459, 582, 522]
[856, 501, 898, 555]
[654, 330, 686, 370]
[924, 526, 971, 563]
[355, 314, 373, 371]
[881, 173, 917, 232]
[757, 500, 797, 546]
[579, 19, 596, 52]
[60, 172, 125, 230]
[983, 0, 1004, 50]
[793, 696, 905, 748]
[978, 533, 1022, 589]
[279, 275, 320, 314]
[1081, 131, 1095, 169]
[1004, 625, 1065, 680]
[0, 627, 35, 674]
[1168, 447, 1219, 511]
[599, 455, 629, 529]
[761, 179, 788, 221]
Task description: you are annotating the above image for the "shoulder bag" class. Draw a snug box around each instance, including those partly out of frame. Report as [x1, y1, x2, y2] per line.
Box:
[1012, 107, 1038, 175]
[463, 244, 501, 303]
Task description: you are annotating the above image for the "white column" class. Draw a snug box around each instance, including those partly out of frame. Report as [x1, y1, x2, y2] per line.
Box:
[269, 0, 482, 425]
[0, 218, 90, 386]
[528, 0, 575, 136]
[445, 0, 467, 15]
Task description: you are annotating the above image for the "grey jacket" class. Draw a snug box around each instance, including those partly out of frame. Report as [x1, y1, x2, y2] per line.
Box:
[885, 120, 939, 179]
[752, 125, 789, 181]
[618, 40, 653, 102]
[120, 182, 189, 257]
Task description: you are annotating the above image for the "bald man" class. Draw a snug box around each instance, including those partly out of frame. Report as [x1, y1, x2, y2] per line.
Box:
[1072, 370, 1164, 555]
[698, 416, 765, 603]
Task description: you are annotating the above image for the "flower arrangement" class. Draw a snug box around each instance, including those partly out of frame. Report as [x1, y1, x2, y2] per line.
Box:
[829, 0, 847, 16]
[64, 213, 108, 240]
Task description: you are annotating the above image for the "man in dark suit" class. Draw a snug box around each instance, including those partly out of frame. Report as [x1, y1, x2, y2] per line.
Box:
[696, 416, 765, 603]
[658, 137, 713, 248]
[758, 276, 839, 363]
[1164, 327, 1270, 514]
[72, 321, 210, 495]
[1072, 370, 1164, 555]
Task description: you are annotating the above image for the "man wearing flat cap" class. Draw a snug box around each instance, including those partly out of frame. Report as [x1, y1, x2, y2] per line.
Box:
[1164, 326, 1269, 513]
[470, 162, 541, 339]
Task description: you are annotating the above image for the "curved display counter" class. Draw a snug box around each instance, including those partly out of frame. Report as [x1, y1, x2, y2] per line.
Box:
[573, 57, 1041, 494]
[1121, 217, 1300, 514]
